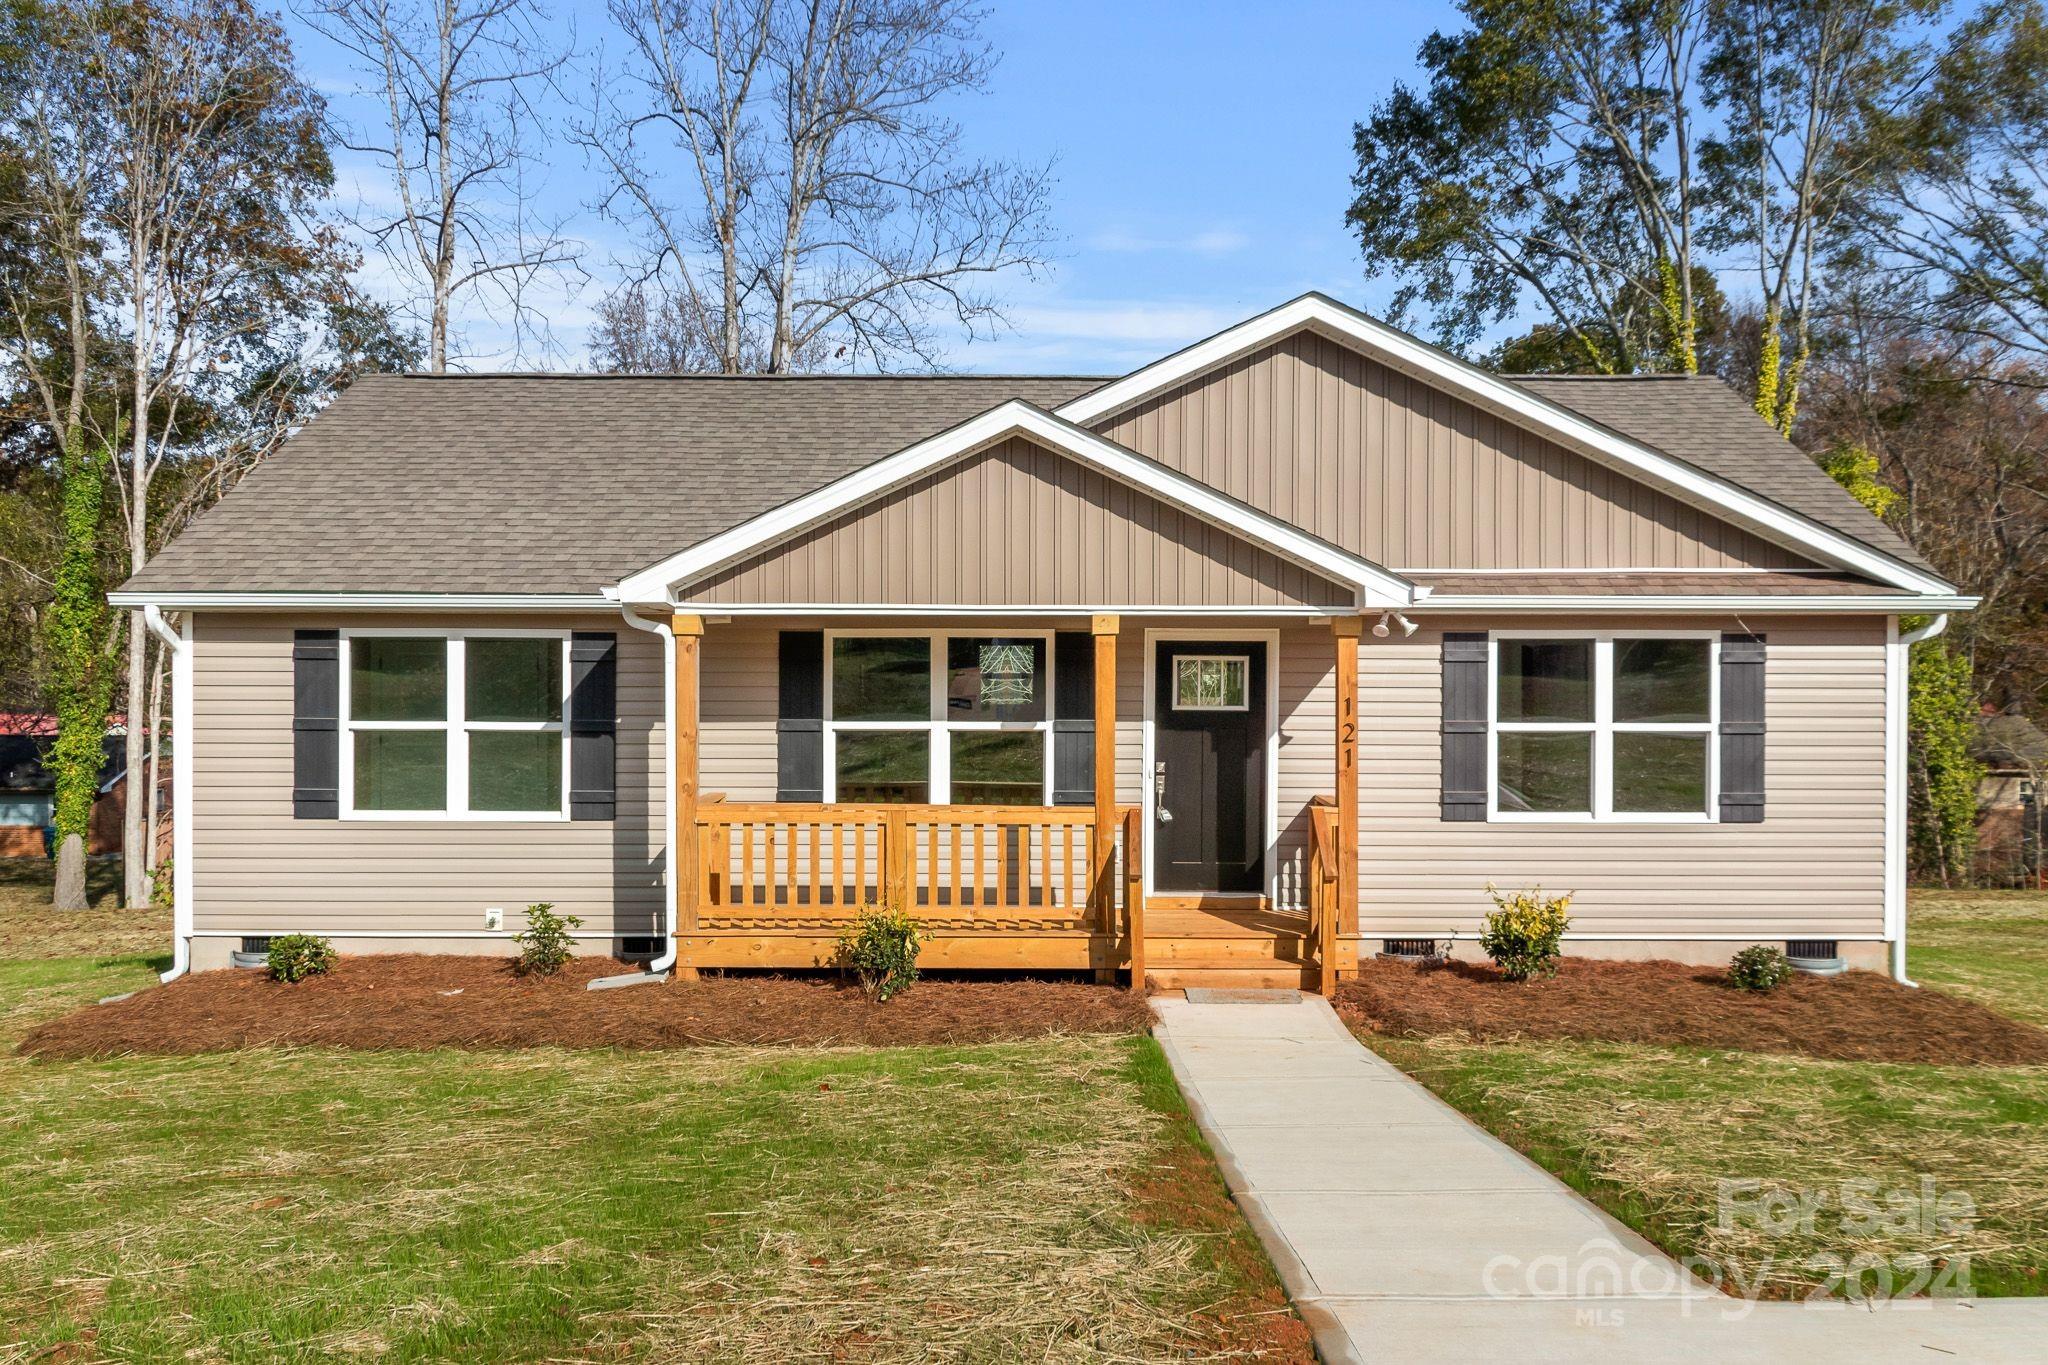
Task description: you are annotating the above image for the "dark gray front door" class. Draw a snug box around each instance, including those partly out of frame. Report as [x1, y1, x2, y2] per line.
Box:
[1153, 641, 1266, 894]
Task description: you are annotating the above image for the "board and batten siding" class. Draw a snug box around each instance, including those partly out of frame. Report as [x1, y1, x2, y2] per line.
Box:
[1094, 329, 1818, 572]
[1353, 615, 1888, 940]
[188, 612, 666, 940]
[684, 435, 1355, 609]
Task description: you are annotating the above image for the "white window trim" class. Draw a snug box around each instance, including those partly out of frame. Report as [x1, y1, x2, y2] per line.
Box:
[821, 628, 1057, 805]
[1487, 630, 1720, 824]
[339, 627, 572, 822]
[1170, 653, 1252, 711]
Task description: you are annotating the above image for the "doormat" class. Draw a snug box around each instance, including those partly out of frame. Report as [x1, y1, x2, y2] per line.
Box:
[1182, 988, 1302, 1005]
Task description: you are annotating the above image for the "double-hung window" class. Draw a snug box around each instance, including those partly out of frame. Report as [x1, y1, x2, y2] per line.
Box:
[342, 631, 570, 819]
[1490, 633, 1717, 821]
[824, 631, 1052, 804]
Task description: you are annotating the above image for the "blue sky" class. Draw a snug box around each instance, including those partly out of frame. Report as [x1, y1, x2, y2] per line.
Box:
[285, 0, 1452, 373]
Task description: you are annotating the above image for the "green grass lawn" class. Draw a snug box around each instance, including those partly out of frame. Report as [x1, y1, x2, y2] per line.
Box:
[0, 862, 1302, 1362]
[1363, 891, 2048, 1301]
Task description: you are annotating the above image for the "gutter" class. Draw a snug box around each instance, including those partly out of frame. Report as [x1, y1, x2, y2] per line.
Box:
[139, 605, 193, 983]
[619, 605, 678, 977]
[1889, 612, 1951, 987]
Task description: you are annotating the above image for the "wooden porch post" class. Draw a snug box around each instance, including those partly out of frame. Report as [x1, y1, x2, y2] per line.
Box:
[672, 613, 704, 982]
[1332, 616, 1363, 964]
[1091, 615, 1120, 980]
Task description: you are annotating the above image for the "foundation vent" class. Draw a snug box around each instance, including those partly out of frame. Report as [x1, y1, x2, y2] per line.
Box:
[1786, 940, 1838, 960]
[618, 936, 661, 959]
[1382, 938, 1439, 958]
[240, 936, 272, 954]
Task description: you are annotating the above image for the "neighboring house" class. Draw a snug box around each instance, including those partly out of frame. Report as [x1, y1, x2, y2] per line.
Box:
[0, 716, 155, 859]
[112, 295, 1975, 986]
[1972, 712, 2046, 886]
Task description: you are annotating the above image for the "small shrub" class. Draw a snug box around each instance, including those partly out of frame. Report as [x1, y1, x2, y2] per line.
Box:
[1728, 944, 1793, 993]
[149, 856, 174, 908]
[514, 902, 582, 976]
[1479, 883, 1572, 982]
[837, 905, 923, 1001]
[266, 933, 337, 983]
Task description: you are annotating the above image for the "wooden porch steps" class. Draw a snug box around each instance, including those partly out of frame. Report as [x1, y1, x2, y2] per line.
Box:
[1142, 900, 1321, 991]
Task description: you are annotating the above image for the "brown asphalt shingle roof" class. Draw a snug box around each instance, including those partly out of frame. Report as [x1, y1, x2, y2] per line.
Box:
[123, 365, 1938, 597]
[125, 374, 1102, 596]
[1512, 374, 1934, 575]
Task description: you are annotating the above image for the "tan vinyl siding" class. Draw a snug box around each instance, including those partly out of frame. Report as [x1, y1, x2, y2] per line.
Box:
[1354, 615, 1887, 939]
[684, 435, 1355, 608]
[189, 612, 665, 939]
[1094, 330, 1819, 572]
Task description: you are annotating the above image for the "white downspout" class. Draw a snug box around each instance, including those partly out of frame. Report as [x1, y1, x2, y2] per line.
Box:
[620, 605, 678, 975]
[1887, 612, 1950, 987]
[141, 605, 193, 983]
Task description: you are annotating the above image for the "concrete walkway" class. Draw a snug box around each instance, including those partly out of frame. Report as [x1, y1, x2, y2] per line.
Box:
[1152, 992, 2048, 1364]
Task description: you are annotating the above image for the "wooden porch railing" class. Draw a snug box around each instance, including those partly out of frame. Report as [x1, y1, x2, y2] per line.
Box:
[1306, 795, 1341, 997]
[693, 803, 1141, 934]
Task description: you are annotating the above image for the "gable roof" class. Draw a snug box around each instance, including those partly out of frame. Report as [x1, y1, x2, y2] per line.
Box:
[1510, 374, 1937, 576]
[114, 295, 1962, 606]
[625, 400, 1412, 606]
[119, 373, 1100, 597]
[1056, 294, 1948, 593]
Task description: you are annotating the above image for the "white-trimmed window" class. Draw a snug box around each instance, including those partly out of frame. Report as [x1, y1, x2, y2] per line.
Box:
[341, 630, 570, 820]
[1489, 633, 1718, 822]
[824, 630, 1052, 804]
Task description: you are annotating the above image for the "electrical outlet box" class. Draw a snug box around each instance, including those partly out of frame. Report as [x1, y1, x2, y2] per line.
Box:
[484, 907, 503, 931]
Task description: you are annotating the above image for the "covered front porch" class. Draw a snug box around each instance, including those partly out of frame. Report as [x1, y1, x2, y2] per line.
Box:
[660, 612, 1360, 990]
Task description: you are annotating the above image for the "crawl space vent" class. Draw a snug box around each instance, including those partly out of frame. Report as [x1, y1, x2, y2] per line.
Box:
[1382, 938, 1438, 958]
[1786, 940, 1838, 960]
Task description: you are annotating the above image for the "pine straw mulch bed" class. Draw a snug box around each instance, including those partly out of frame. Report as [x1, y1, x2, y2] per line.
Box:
[1334, 957, 2048, 1065]
[16, 954, 1156, 1059]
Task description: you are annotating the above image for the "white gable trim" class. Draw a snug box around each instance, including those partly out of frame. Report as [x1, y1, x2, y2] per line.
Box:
[611, 399, 1416, 607]
[1054, 294, 1955, 598]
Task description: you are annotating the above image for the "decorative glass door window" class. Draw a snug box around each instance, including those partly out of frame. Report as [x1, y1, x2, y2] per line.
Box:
[1172, 655, 1250, 711]
[826, 632, 1052, 804]
[1491, 634, 1716, 821]
[343, 632, 569, 818]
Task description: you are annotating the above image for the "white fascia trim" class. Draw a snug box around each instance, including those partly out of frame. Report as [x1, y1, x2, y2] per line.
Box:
[109, 591, 616, 611]
[1054, 294, 1955, 597]
[1412, 594, 1979, 613]
[669, 603, 1349, 617]
[612, 399, 1414, 608]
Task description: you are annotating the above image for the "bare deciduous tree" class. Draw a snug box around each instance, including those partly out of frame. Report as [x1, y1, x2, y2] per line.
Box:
[308, 0, 581, 369]
[581, 0, 1054, 373]
[91, 0, 354, 908]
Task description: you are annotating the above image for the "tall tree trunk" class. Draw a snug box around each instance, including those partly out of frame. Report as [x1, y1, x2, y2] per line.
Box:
[124, 314, 150, 910]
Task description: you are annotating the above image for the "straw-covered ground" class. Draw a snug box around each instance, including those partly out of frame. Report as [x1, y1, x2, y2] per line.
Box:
[1351, 893, 2048, 1299]
[0, 862, 1307, 1362]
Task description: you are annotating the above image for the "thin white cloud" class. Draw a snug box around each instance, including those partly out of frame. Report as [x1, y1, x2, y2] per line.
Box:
[1087, 225, 1251, 256]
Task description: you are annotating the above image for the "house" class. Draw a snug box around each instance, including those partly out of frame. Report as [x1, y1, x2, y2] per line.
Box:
[1972, 712, 2046, 886]
[110, 295, 1975, 988]
[0, 715, 159, 859]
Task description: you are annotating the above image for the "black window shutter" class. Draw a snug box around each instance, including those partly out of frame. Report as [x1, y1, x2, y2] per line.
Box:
[568, 632, 618, 821]
[1719, 633, 1766, 823]
[292, 630, 340, 819]
[1052, 633, 1094, 806]
[777, 631, 824, 801]
[1441, 631, 1489, 821]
